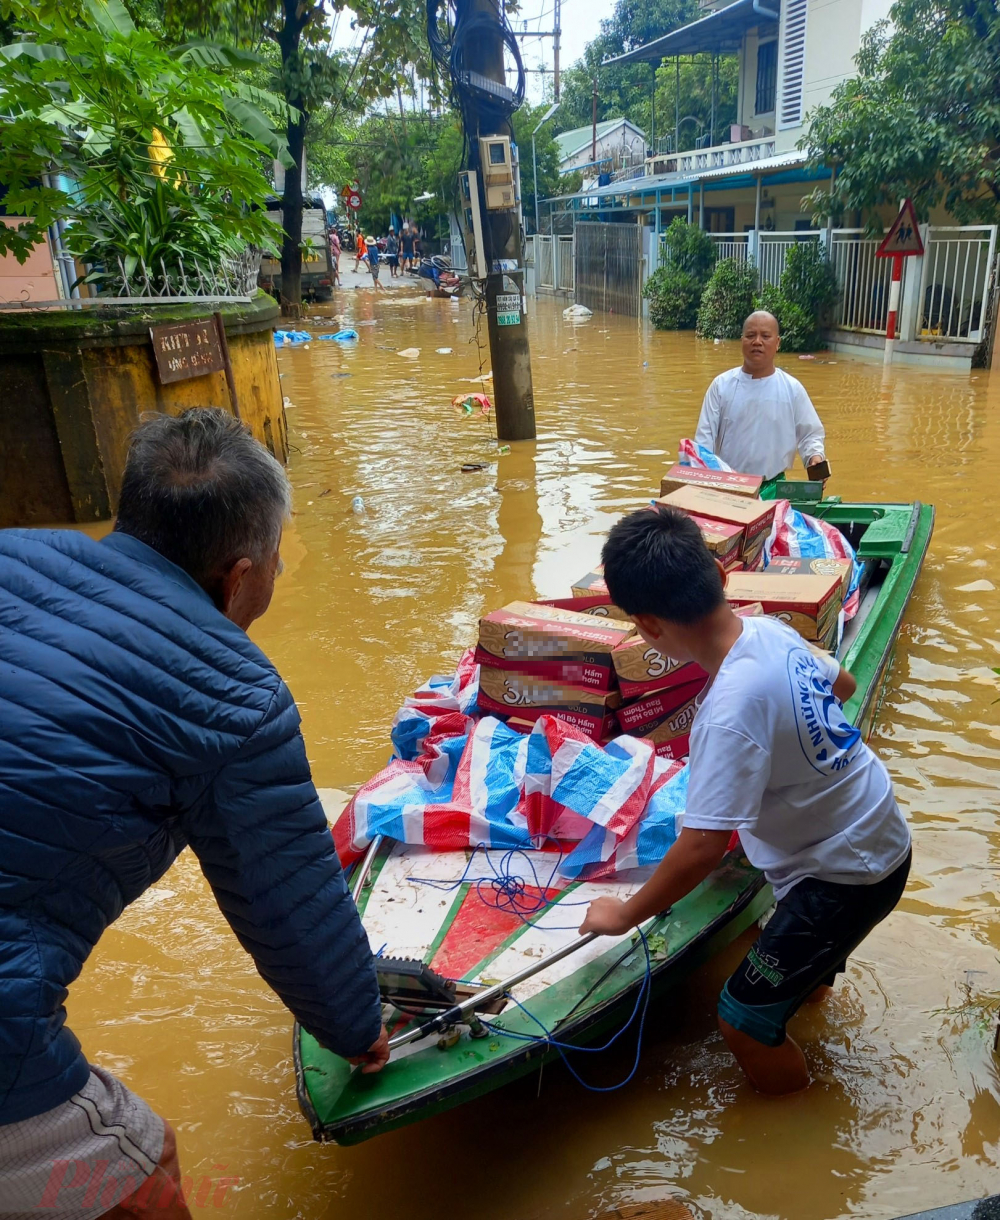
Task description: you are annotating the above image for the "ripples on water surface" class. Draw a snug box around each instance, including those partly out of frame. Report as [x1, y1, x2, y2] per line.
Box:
[72, 293, 1000, 1218]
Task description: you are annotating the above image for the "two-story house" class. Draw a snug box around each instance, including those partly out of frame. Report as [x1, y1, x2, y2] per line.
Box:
[540, 0, 997, 365]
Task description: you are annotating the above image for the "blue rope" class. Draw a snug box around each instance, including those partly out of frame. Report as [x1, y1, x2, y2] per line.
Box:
[406, 841, 591, 932]
[480, 929, 653, 1093]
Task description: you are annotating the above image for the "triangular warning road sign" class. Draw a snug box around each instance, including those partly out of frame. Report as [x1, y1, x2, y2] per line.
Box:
[876, 199, 924, 257]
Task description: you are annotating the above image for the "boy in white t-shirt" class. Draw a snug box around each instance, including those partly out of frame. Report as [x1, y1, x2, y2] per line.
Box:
[580, 504, 911, 1095]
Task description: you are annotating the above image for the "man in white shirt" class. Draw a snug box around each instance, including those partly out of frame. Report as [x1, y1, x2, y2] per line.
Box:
[580, 505, 911, 1095]
[695, 310, 827, 479]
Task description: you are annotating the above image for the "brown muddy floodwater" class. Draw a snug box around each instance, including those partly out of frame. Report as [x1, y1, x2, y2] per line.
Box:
[72, 291, 1000, 1219]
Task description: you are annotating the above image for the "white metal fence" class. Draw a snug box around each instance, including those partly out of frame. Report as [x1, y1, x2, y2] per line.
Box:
[918, 225, 997, 342]
[535, 235, 574, 291]
[830, 230, 900, 334]
[758, 231, 820, 288]
[657, 231, 748, 270]
[536, 235, 555, 289]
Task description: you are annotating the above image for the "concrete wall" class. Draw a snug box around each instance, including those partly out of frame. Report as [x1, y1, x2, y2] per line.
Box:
[737, 26, 778, 133]
[0, 222, 61, 304]
[0, 295, 286, 528]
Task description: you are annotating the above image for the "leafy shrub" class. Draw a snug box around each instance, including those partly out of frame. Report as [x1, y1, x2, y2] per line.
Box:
[644, 266, 703, 329]
[781, 241, 839, 322]
[645, 220, 718, 331]
[661, 217, 717, 280]
[755, 284, 816, 352]
[696, 257, 758, 339]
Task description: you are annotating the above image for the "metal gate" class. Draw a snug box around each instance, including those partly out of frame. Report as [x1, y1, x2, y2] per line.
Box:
[573, 221, 643, 317]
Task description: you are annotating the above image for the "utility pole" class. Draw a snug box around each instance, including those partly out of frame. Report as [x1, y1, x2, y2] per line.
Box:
[592, 78, 598, 161]
[513, 0, 561, 100]
[553, 0, 561, 100]
[459, 0, 536, 441]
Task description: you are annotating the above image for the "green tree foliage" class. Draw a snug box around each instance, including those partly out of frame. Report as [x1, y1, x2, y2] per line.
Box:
[803, 0, 1000, 225]
[554, 0, 737, 153]
[753, 242, 839, 351]
[0, 0, 284, 278]
[164, 0, 431, 311]
[696, 256, 757, 338]
[644, 218, 717, 328]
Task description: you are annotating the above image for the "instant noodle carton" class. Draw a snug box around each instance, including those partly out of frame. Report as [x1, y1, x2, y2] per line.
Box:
[687, 512, 744, 572]
[611, 635, 706, 701]
[611, 604, 763, 700]
[659, 486, 776, 569]
[762, 556, 852, 602]
[659, 464, 763, 499]
[723, 571, 842, 642]
[476, 601, 632, 692]
[571, 568, 609, 597]
[477, 668, 621, 741]
[616, 677, 707, 759]
[535, 594, 630, 621]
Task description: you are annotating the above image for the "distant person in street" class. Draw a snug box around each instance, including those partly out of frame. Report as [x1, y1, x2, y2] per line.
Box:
[386, 228, 399, 277]
[366, 235, 384, 291]
[581, 504, 911, 1097]
[353, 231, 367, 273]
[0, 409, 387, 1219]
[329, 228, 341, 286]
[695, 310, 827, 480]
[400, 223, 414, 272]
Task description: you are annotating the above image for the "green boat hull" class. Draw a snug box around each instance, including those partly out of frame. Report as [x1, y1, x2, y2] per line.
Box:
[296, 494, 935, 1145]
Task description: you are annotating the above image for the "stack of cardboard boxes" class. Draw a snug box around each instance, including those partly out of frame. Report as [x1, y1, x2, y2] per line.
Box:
[475, 601, 632, 741]
[472, 463, 850, 753]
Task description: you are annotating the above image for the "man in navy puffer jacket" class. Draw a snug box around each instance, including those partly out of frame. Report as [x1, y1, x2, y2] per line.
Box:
[0, 409, 385, 1219]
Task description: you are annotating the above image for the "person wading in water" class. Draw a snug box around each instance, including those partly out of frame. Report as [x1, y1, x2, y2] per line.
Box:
[695, 310, 828, 480]
[0, 410, 387, 1219]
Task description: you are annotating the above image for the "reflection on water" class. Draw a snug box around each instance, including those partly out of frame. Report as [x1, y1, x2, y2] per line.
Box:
[71, 292, 1000, 1218]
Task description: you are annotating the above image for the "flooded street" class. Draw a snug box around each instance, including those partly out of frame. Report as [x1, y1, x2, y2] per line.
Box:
[71, 290, 1000, 1219]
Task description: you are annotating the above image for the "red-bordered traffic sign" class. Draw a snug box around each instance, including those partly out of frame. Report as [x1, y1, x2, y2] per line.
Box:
[345, 190, 363, 212]
[876, 199, 924, 258]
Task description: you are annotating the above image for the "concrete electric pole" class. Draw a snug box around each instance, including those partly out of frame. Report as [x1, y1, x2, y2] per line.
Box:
[457, 0, 536, 441]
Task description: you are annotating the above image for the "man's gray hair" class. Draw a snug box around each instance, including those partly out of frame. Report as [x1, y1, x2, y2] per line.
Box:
[114, 407, 291, 584]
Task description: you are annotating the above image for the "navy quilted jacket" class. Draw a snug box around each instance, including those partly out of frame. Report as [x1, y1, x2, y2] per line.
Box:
[0, 529, 381, 1125]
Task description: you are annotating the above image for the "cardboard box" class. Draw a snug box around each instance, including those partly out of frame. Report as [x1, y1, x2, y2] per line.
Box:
[477, 667, 620, 741]
[723, 571, 842, 642]
[535, 595, 631, 622]
[659, 486, 776, 569]
[687, 512, 744, 571]
[610, 604, 762, 701]
[616, 678, 708, 759]
[611, 635, 706, 701]
[476, 601, 632, 692]
[659, 464, 763, 500]
[571, 568, 608, 598]
[763, 556, 851, 602]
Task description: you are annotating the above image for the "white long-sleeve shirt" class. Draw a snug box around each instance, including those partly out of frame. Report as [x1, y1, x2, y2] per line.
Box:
[694, 366, 825, 478]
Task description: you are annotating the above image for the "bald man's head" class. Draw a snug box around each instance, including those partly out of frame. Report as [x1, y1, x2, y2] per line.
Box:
[741, 309, 780, 377]
[743, 309, 780, 335]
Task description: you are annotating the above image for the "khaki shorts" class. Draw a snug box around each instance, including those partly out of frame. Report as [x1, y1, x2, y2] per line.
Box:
[0, 1066, 164, 1219]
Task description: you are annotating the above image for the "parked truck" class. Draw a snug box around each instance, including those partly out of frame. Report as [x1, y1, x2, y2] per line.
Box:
[259, 195, 335, 302]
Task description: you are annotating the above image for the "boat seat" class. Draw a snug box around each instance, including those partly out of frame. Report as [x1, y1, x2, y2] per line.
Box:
[857, 508, 913, 558]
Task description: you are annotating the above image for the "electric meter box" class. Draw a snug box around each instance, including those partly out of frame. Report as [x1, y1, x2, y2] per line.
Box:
[457, 169, 487, 280]
[478, 136, 517, 211]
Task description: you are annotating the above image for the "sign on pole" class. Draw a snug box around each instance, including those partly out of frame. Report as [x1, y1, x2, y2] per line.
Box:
[875, 199, 924, 361]
[876, 198, 924, 258]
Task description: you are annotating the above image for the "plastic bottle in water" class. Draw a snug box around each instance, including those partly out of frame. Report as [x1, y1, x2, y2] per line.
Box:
[351, 496, 365, 515]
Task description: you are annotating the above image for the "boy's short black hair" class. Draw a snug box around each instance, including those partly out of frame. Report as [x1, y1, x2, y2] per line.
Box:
[601, 504, 726, 624]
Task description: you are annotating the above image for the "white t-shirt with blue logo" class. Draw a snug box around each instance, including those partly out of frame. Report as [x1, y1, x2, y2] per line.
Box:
[683, 616, 911, 900]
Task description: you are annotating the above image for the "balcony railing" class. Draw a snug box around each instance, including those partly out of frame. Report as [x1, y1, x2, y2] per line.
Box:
[646, 135, 776, 178]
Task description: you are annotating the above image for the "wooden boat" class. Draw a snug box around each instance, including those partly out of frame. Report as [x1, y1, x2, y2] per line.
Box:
[295, 490, 934, 1145]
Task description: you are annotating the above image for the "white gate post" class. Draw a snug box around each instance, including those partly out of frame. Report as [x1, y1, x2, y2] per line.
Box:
[897, 231, 926, 343]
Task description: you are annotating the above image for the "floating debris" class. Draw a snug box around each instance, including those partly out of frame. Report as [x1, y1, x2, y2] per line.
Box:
[398, 347, 421, 358]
